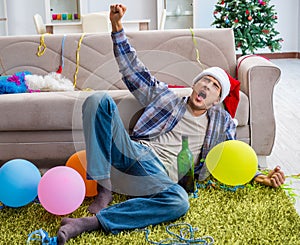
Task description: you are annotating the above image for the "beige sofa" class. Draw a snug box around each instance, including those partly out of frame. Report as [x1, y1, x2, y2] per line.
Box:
[0, 29, 281, 169]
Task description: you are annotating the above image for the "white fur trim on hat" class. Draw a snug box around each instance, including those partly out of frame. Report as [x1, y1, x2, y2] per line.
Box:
[192, 67, 230, 103]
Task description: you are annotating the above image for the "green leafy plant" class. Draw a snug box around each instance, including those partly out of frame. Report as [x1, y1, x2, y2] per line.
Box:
[211, 0, 283, 55]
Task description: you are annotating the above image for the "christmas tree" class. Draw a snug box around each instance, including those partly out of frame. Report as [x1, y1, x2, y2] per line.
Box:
[212, 0, 283, 55]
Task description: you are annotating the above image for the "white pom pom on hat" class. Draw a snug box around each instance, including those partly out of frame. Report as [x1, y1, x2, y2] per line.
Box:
[192, 67, 230, 103]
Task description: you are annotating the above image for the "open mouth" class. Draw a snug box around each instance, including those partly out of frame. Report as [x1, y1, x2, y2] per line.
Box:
[198, 91, 206, 99]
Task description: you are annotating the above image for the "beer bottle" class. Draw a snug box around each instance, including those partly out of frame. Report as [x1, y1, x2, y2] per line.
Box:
[177, 135, 195, 193]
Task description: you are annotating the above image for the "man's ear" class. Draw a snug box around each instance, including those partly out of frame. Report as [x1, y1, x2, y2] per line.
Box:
[213, 98, 221, 106]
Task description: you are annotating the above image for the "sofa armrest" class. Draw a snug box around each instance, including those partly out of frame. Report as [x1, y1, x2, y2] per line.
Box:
[237, 55, 281, 156]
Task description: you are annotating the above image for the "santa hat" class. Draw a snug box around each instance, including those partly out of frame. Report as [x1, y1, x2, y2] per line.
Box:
[193, 67, 230, 103]
[223, 72, 240, 118]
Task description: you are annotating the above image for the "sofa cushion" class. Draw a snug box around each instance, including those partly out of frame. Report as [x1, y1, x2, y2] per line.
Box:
[0, 88, 249, 132]
[0, 91, 128, 131]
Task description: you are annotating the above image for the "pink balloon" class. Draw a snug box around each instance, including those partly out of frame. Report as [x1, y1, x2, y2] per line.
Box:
[38, 166, 85, 215]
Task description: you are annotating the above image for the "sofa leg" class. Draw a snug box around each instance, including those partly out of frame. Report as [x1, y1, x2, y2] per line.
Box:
[257, 155, 267, 169]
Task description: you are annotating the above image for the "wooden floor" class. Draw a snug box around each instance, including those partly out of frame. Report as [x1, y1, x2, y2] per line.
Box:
[267, 59, 300, 214]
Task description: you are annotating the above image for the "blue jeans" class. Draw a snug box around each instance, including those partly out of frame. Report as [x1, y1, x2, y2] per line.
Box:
[82, 92, 189, 234]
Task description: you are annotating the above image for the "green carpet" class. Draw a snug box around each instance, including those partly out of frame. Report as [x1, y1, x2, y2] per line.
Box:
[1, 182, 300, 245]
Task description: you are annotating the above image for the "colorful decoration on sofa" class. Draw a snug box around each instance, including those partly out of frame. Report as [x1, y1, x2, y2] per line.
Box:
[0, 71, 74, 94]
[25, 72, 74, 92]
[56, 34, 66, 74]
[0, 71, 31, 94]
[36, 33, 86, 89]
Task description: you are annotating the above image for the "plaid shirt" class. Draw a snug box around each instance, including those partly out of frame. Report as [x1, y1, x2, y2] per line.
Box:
[112, 29, 237, 180]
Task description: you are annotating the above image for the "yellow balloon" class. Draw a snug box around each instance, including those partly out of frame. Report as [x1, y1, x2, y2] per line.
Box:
[206, 140, 258, 186]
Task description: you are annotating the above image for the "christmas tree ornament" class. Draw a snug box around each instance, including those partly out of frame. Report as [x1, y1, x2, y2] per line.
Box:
[262, 29, 270, 34]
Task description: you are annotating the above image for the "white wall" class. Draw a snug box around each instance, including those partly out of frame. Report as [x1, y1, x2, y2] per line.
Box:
[7, 0, 45, 36]
[299, 2, 300, 52]
[4, 0, 300, 53]
[87, 0, 157, 29]
[194, 0, 215, 29]
[272, 0, 299, 53]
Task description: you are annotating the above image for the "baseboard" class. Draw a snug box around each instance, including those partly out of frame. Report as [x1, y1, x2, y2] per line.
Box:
[257, 155, 267, 169]
[237, 52, 300, 59]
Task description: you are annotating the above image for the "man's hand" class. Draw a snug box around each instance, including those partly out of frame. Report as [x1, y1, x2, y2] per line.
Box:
[110, 4, 127, 33]
[254, 166, 285, 188]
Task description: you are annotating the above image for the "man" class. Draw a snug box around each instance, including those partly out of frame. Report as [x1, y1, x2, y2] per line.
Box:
[57, 4, 285, 244]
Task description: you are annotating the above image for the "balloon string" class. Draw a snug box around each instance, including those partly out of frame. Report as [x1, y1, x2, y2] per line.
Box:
[190, 28, 205, 71]
[27, 229, 57, 245]
[61, 34, 66, 69]
[196, 180, 245, 192]
[73, 33, 85, 89]
[143, 222, 214, 245]
[37, 34, 48, 57]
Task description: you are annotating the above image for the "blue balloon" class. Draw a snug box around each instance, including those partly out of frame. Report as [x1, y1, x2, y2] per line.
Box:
[0, 159, 41, 207]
